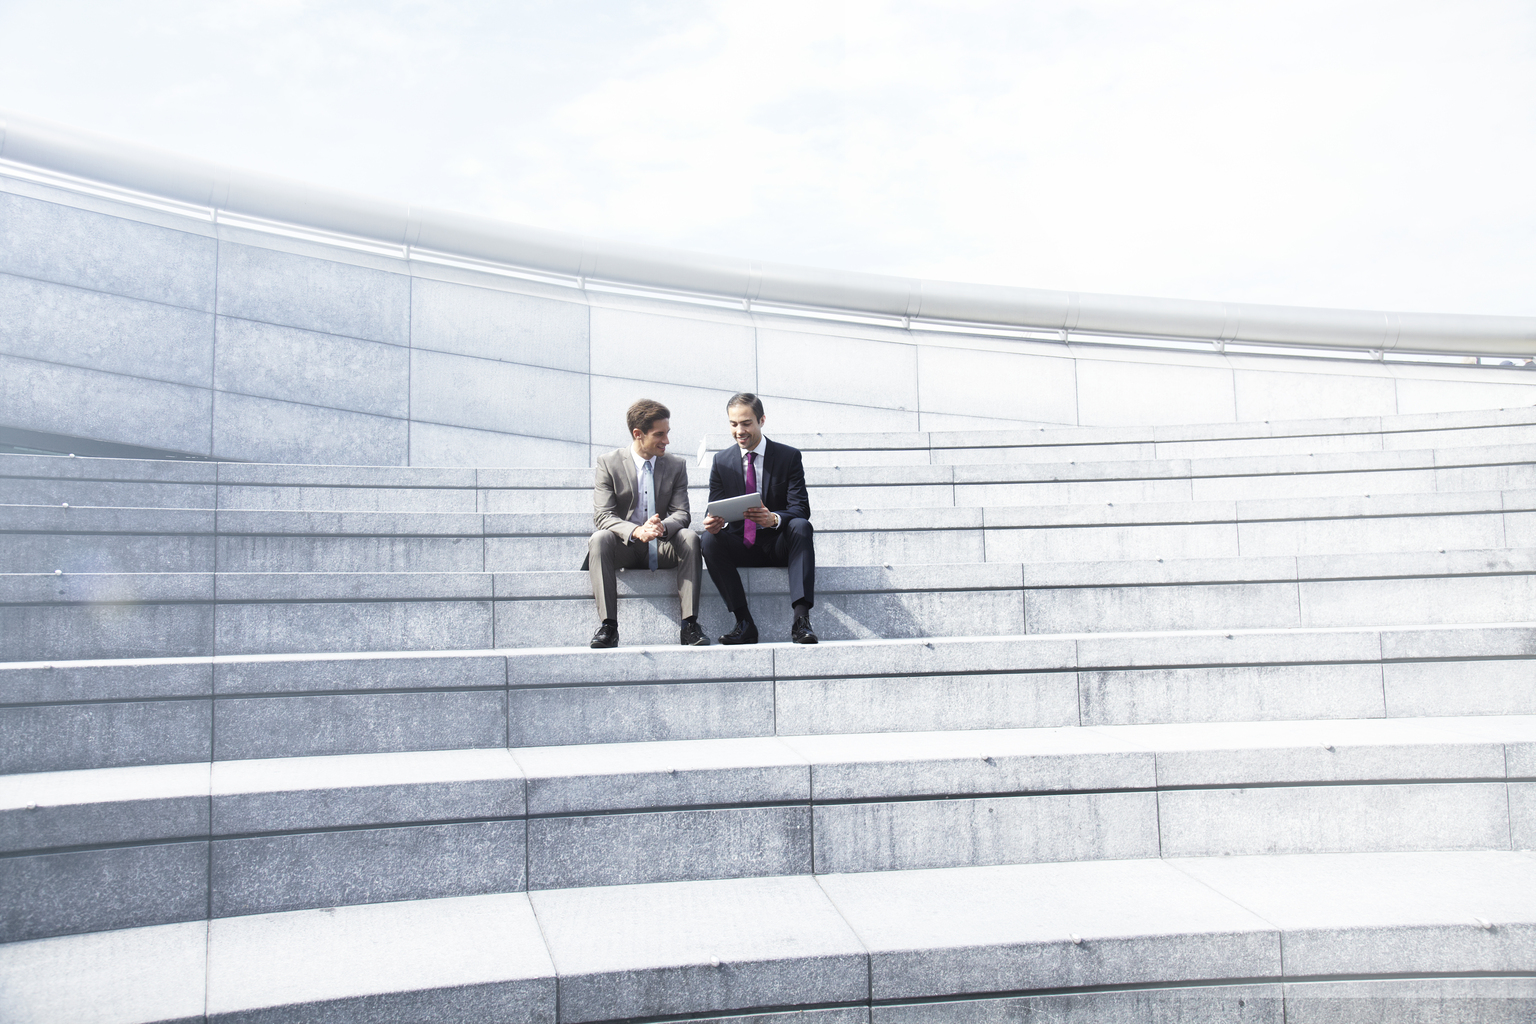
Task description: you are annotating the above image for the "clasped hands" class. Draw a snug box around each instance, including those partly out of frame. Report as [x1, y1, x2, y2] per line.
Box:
[703, 506, 776, 535]
[631, 514, 666, 543]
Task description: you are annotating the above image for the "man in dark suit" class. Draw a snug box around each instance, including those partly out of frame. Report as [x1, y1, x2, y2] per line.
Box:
[583, 399, 706, 648]
[701, 393, 818, 644]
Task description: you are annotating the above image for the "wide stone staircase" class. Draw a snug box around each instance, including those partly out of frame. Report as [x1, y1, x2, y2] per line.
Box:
[3, 406, 1536, 1022]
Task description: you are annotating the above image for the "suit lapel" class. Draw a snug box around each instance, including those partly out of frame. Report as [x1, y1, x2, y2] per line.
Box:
[723, 446, 747, 496]
[655, 454, 679, 509]
[609, 448, 637, 519]
[759, 439, 779, 507]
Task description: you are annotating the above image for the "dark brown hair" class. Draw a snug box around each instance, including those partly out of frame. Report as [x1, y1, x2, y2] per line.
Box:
[626, 399, 671, 436]
[726, 392, 765, 420]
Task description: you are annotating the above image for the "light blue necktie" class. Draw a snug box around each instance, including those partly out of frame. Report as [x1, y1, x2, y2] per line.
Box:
[642, 460, 659, 570]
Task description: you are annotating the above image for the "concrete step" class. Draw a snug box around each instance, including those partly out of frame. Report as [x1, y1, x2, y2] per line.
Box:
[9, 434, 1536, 514]
[947, 443, 1536, 504]
[4, 716, 1532, 943]
[6, 624, 1536, 771]
[4, 851, 1535, 1023]
[715, 404, 1536, 465]
[6, 486, 1536, 574]
[6, 547, 1536, 661]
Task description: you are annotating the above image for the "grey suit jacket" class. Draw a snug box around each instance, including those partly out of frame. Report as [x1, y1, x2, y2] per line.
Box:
[584, 447, 692, 562]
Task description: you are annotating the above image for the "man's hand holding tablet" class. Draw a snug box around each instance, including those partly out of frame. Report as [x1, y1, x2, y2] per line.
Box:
[703, 492, 767, 534]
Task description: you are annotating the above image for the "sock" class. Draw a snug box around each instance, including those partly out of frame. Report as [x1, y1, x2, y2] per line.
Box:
[683, 615, 697, 624]
[602, 618, 617, 627]
[792, 600, 811, 617]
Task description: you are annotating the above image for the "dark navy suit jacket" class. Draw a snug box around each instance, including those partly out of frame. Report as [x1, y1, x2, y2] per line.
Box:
[707, 438, 811, 540]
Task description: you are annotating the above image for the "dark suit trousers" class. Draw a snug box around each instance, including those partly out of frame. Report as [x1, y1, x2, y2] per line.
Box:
[701, 518, 815, 617]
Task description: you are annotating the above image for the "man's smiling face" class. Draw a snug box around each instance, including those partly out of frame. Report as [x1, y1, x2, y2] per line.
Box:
[633, 418, 670, 459]
[728, 404, 763, 451]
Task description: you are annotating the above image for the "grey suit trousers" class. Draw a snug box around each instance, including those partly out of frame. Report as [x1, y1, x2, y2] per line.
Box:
[587, 528, 701, 622]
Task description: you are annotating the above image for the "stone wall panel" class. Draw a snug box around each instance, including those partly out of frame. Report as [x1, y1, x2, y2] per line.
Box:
[214, 316, 408, 418]
[0, 273, 214, 387]
[410, 348, 589, 443]
[411, 277, 589, 371]
[0, 352, 213, 455]
[211, 391, 408, 465]
[0, 190, 216, 310]
[216, 241, 409, 344]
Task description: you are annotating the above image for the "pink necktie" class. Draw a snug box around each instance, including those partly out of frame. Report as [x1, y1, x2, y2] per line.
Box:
[743, 452, 757, 547]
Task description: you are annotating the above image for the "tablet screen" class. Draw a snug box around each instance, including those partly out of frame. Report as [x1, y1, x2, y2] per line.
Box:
[705, 492, 764, 522]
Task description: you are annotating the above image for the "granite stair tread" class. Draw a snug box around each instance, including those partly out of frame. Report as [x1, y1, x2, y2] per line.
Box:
[11, 414, 1536, 514]
[7, 622, 1536, 771]
[5, 714, 1533, 855]
[10, 483, 1536, 574]
[5, 850, 1536, 1023]
[9, 547, 1536, 658]
[748, 403, 1536, 441]
[9, 404, 1536, 1020]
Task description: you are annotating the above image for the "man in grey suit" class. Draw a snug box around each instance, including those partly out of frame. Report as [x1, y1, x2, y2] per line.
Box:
[583, 399, 706, 648]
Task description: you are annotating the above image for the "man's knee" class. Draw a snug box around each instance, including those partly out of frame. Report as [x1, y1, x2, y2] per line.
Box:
[676, 528, 701, 553]
[589, 530, 619, 556]
[787, 518, 814, 537]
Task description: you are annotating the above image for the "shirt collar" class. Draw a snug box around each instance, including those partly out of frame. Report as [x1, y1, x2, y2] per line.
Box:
[742, 436, 768, 460]
[630, 445, 656, 471]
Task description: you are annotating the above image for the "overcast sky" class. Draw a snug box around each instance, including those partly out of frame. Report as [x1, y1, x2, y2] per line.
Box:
[1, 1, 1533, 316]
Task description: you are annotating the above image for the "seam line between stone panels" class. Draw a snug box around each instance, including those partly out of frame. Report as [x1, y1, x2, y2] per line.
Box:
[1506, 744, 1516, 852]
[1376, 631, 1390, 718]
[770, 647, 780, 739]
[522, 889, 561, 1023]
[210, 309, 415, 350]
[586, 299, 594, 468]
[805, 872, 876, 1009]
[1160, 857, 1289, 980]
[0, 264, 217, 315]
[205, 757, 214, 936]
[1290, 558, 1305, 631]
[406, 273, 414, 465]
[203, 892, 213, 1020]
[1068, 349, 1082, 431]
[0, 343, 216, 421]
[211, 386, 416, 425]
[1072, 639, 1084, 727]
[209, 236, 220, 458]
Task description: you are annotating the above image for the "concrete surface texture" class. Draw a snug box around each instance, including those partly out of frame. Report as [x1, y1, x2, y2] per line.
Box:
[6, 170, 1536, 468]
[6, 403, 1536, 1022]
[7, 138, 1536, 1020]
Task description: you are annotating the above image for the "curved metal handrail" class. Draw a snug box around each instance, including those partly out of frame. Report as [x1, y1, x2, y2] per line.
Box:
[3, 109, 1533, 356]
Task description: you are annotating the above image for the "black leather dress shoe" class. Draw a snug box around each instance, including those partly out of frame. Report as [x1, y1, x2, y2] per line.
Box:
[589, 621, 618, 648]
[718, 619, 759, 645]
[680, 619, 708, 646]
[790, 614, 818, 644]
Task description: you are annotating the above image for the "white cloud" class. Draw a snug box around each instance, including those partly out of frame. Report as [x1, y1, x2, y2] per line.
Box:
[0, 0, 1532, 315]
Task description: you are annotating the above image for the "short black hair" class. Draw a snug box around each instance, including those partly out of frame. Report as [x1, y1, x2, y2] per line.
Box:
[726, 392, 765, 420]
[626, 399, 670, 436]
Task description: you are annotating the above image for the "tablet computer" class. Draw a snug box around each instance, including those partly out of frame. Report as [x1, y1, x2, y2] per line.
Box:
[705, 492, 764, 522]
